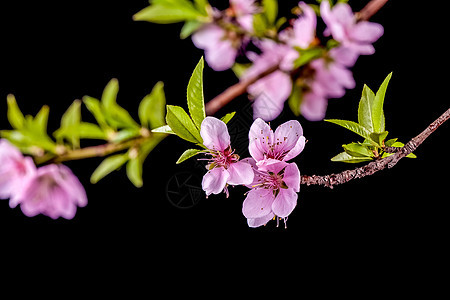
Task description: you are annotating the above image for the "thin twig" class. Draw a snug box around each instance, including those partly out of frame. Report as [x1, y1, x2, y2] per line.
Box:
[300, 107, 450, 188]
[356, 0, 389, 21]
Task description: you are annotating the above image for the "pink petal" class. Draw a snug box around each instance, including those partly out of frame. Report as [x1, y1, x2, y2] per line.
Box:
[227, 160, 254, 186]
[202, 167, 230, 196]
[300, 92, 328, 121]
[247, 212, 275, 228]
[200, 117, 230, 151]
[282, 163, 300, 193]
[205, 41, 237, 71]
[349, 21, 384, 43]
[292, 2, 317, 48]
[242, 188, 275, 219]
[248, 118, 273, 161]
[329, 46, 360, 67]
[191, 24, 223, 50]
[273, 120, 303, 155]
[331, 3, 355, 27]
[284, 136, 306, 162]
[271, 188, 297, 218]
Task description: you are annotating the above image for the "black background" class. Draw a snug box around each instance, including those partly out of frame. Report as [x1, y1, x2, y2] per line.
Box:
[0, 0, 448, 273]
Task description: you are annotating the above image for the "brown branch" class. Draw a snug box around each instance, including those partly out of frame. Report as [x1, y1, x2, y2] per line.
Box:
[204, 0, 389, 116]
[301, 107, 450, 188]
[356, 0, 389, 21]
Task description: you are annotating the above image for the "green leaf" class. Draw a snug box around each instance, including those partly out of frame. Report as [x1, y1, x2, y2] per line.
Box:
[126, 158, 143, 188]
[133, 0, 202, 24]
[293, 47, 324, 68]
[231, 63, 251, 79]
[187, 57, 206, 130]
[325, 119, 372, 141]
[369, 131, 389, 147]
[358, 84, 376, 132]
[180, 20, 203, 39]
[54, 122, 107, 140]
[263, 0, 278, 25]
[111, 128, 141, 143]
[176, 148, 202, 164]
[372, 72, 392, 133]
[342, 143, 374, 158]
[253, 13, 268, 37]
[90, 154, 129, 184]
[151, 125, 176, 135]
[138, 81, 166, 129]
[166, 105, 202, 144]
[60, 100, 82, 148]
[220, 111, 236, 124]
[83, 96, 109, 129]
[384, 138, 398, 147]
[100, 79, 139, 129]
[288, 83, 303, 116]
[7, 94, 25, 130]
[331, 151, 374, 163]
[33, 105, 50, 135]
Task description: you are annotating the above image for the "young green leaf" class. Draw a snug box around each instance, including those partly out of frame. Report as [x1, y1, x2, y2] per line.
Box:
[325, 119, 372, 141]
[7, 94, 25, 130]
[83, 96, 109, 130]
[357, 84, 376, 132]
[372, 72, 392, 133]
[126, 158, 143, 188]
[263, 0, 278, 25]
[342, 143, 374, 158]
[33, 105, 50, 135]
[288, 83, 303, 116]
[369, 131, 389, 147]
[220, 111, 236, 124]
[138, 81, 166, 129]
[166, 105, 203, 144]
[331, 151, 374, 163]
[151, 125, 176, 135]
[133, 0, 202, 24]
[60, 100, 82, 148]
[90, 154, 129, 184]
[54, 122, 107, 141]
[187, 57, 206, 130]
[180, 20, 203, 39]
[176, 148, 202, 164]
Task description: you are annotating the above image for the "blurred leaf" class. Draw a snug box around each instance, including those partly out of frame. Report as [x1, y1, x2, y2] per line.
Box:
[7, 94, 25, 130]
[193, 0, 209, 15]
[151, 125, 176, 135]
[126, 158, 143, 188]
[54, 122, 107, 141]
[325, 119, 372, 141]
[372, 72, 392, 133]
[139, 81, 166, 129]
[176, 148, 202, 164]
[34, 105, 50, 135]
[187, 57, 206, 130]
[60, 100, 81, 148]
[83, 96, 109, 130]
[263, 0, 278, 25]
[220, 111, 236, 124]
[100, 79, 139, 129]
[90, 154, 129, 184]
[253, 13, 268, 37]
[133, 0, 203, 24]
[180, 20, 203, 39]
[293, 47, 323, 68]
[331, 151, 373, 163]
[166, 105, 202, 144]
[358, 84, 376, 132]
[111, 128, 141, 143]
[342, 143, 374, 158]
[288, 83, 303, 116]
[231, 63, 251, 79]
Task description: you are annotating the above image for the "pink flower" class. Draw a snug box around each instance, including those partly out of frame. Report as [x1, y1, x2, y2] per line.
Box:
[192, 24, 239, 71]
[10, 164, 87, 219]
[243, 40, 295, 121]
[229, 0, 257, 32]
[200, 117, 254, 197]
[320, 1, 383, 57]
[242, 158, 300, 228]
[283, 1, 317, 49]
[0, 139, 36, 201]
[248, 118, 306, 168]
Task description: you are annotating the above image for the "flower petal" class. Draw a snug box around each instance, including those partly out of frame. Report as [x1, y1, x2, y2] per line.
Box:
[202, 167, 230, 196]
[283, 163, 300, 193]
[191, 24, 223, 49]
[200, 117, 230, 151]
[247, 212, 275, 228]
[242, 188, 275, 219]
[227, 160, 254, 186]
[300, 92, 328, 121]
[349, 21, 384, 43]
[272, 188, 297, 218]
[284, 136, 306, 162]
[248, 118, 273, 161]
[205, 41, 237, 71]
[273, 120, 303, 155]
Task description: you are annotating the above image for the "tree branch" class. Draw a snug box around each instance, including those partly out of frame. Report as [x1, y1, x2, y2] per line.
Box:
[301, 107, 450, 188]
[356, 0, 389, 21]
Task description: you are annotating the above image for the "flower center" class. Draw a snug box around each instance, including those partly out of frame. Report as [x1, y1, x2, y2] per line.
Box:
[202, 146, 239, 170]
[253, 167, 287, 192]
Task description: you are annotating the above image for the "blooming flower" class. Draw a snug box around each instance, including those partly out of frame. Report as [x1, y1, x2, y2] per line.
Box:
[192, 24, 239, 71]
[10, 164, 87, 219]
[0, 139, 36, 201]
[242, 158, 300, 228]
[200, 117, 254, 197]
[229, 0, 258, 32]
[248, 118, 306, 168]
[320, 1, 384, 59]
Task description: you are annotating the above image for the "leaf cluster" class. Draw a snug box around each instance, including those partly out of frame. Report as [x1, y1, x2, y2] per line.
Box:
[325, 73, 416, 163]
